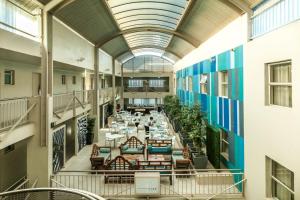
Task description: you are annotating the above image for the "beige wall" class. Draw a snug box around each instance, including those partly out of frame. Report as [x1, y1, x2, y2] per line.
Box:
[244, 20, 300, 199]
[0, 140, 27, 191]
[53, 69, 84, 94]
[53, 19, 94, 70]
[0, 60, 40, 99]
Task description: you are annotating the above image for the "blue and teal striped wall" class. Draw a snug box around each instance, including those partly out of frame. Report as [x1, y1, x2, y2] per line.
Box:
[176, 45, 244, 171]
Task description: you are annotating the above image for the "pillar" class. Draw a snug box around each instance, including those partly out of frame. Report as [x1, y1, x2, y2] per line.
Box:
[120, 64, 124, 110]
[112, 57, 116, 115]
[93, 47, 100, 143]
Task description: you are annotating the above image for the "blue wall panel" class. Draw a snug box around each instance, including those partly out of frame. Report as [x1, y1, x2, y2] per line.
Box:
[176, 45, 244, 172]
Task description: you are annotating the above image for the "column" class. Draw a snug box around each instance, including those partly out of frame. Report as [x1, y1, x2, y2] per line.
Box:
[112, 57, 116, 115]
[27, 9, 53, 187]
[93, 47, 100, 143]
[120, 64, 124, 110]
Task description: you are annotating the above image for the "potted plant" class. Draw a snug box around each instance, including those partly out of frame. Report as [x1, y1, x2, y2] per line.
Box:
[86, 116, 96, 144]
[189, 119, 208, 169]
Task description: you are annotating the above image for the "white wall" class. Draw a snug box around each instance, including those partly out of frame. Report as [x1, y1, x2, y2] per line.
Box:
[0, 60, 40, 99]
[174, 14, 248, 71]
[53, 19, 94, 70]
[244, 20, 300, 199]
[99, 49, 112, 74]
[0, 28, 40, 57]
[53, 70, 83, 94]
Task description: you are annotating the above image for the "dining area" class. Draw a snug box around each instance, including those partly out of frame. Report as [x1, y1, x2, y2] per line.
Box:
[102, 110, 176, 149]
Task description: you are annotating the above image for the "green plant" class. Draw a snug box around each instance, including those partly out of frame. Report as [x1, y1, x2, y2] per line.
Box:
[86, 116, 96, 144]
[188, 118, 207, 154]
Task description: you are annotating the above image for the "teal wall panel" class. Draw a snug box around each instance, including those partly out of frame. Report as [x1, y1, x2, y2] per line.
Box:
[176, 45, 244, 172]
[217, 50, 231, 71]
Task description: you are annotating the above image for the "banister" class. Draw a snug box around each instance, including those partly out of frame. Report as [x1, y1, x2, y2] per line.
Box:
[206, 178, 247, 200]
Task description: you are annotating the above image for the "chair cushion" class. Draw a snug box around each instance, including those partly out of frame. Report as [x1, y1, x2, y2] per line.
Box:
[122, 144, 129, 150]
[172, 150, 183, 155]
[99, 152, 110, 160]
[99, 148, 110, 153]
[137, 145, 144, 151]
[124, 148, 143, 154]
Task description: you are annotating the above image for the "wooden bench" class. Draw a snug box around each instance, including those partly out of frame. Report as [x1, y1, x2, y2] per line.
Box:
[104, 155, 137, 183]
[119, 136, 145, 155]
[137, 159, 173, 184]
[146, 139, 173, 159]
[90, 145, 111, 170]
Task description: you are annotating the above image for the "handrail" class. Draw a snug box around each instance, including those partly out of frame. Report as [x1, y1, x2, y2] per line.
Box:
[3, 176, 26, 192]
[0, 102, 36, 141]
[0, 188, 106, 200]
[205, 178, 247, 200]
[57, 169, 242, 173]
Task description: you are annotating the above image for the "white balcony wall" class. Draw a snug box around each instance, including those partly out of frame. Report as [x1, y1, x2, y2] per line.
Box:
[99, 49, 112, 74]
[53, 19, 94, 70]
[0, 28, 40, 57]
[53, 70, 84, 94]
[115, 60, 121, 77]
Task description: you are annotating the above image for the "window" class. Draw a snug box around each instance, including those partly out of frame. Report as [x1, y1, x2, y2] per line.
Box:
[4, 70, 15, 85]
[266, 158, 294, 200]
[267, 61, 292, 107]
[220, 130, 229, 160]
[72, 76, 76, 84]
[219, 71, 228, 97]
[200, 74, 208, 94]
[128, 79, 143, 87]
[188, 76, 192, 92]
[61, 75, 66, 85]
[149, 79, 165, 87]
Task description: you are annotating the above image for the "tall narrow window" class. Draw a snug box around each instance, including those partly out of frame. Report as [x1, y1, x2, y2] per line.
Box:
[4, 70, 15, 85]
[200, 74, 208, 94]
[61, 75, 66, 85]
[266, 157, 294, 200]
[72, 76, 76, 84]
[220, 130, 229, 160]
[267, 61, 292, 107]
[219, 71, 228, 97]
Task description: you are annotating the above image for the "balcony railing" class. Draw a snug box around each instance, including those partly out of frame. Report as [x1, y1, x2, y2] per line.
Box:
[124, 86, 169, 93]
[51, 169, 245, 199]
[53, 90, 93, 113]
[0, 97, 29, 132]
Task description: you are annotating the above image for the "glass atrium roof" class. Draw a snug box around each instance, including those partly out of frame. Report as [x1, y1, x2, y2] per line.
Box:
[107, 0, 189, 59]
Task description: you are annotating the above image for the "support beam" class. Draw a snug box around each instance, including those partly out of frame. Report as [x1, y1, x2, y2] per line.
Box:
[44, 0, 76, 14]
[227, 0, 253, 15]
[93, 47, 100, 143]
[219, 0, 253, 15]
[96, 27, 201, 48]
[120, 64, 124, 110]
[112, 57, 116, 115]
[114, 45, 182, 61]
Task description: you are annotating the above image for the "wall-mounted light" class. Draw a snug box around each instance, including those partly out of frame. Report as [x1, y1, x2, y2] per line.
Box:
[76, 57, 85, 62]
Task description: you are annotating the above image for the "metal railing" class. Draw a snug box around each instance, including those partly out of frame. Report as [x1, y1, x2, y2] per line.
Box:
[0, 98, 29, 132]
[0, 188, 106, 200]
[51, 169, 244, 199]
[53, 90, 93, 113]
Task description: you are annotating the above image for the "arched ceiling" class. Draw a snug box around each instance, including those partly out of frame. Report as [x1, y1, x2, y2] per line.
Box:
[23, 0, 261, 63]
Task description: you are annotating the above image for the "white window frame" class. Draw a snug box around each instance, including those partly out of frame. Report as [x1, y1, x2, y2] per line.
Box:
[266, 157, 294, 199]
[266, 60, 292, 107]
[220, 129, 229, 160]
[4, 70, 15, 85]
[61, 75, 66, 85]
[72, 76, 76, 85]
[219, 71, 228, 97]
[200, 74, 208, 94]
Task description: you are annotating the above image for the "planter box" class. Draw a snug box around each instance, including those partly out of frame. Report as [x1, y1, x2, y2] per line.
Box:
[192, 153, 208, 169]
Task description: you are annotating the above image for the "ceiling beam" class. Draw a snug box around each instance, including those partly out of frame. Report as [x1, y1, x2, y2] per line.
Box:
[96, 27, 201, 48]
[219, 0, 253, 15]
[228, 0, 253, 15]
[115, 45, 182, 60]
[44, 0, 76, 14]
